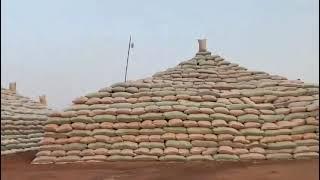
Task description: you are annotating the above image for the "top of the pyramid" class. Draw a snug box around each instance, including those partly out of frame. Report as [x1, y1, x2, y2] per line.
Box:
[57, 39, 319, 113]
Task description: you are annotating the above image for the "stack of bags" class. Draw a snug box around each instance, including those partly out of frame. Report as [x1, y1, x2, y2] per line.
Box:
[33, 42, 319, 164]
[1, 86, 50, 155]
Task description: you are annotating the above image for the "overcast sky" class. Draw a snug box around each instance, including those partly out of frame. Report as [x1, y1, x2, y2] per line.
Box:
[1, 0, 319, 110]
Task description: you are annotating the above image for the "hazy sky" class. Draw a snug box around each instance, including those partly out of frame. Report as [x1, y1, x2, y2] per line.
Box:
[1, 0, 319, 110]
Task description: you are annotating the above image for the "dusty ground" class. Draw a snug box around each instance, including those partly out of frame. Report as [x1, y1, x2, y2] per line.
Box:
[1, 151, 319, 180]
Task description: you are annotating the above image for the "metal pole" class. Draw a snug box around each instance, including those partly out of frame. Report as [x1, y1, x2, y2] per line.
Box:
[124, 35, 132, 82]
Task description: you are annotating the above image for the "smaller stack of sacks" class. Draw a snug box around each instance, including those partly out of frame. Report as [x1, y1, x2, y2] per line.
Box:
[33, 50, 319, 164]
[1, 87, 50, 155]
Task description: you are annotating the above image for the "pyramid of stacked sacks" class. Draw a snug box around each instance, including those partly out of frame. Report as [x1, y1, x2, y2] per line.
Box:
[1, 84, 50, 155]
[33, 40, 319, 164]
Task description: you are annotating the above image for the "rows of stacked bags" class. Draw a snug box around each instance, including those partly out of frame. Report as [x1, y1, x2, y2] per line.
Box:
[32, 49, 319, 164]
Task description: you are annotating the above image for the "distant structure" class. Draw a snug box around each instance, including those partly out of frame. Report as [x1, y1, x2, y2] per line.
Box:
[1, 82, 50, 155]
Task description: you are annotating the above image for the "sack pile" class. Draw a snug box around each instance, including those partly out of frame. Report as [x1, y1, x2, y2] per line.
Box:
[1, 87, 50, 155]
[33, 50, 319, 164]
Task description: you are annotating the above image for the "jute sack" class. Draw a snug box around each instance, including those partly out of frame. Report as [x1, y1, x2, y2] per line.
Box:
[213, 154, 239, 161]
[266, 153, 293, 160]
[111, 141, 138, 149]
[191, 140, 218, 147]
[166, 140, 192, 149]
[139, 142, 165, 149]
[187, 127, 212, 134]
[187, 155, 213, 161]
[202, 148, 218, 155]
[149, 148, 163, 156]
[81, 155, 107, 161]
[32, 156, 56, 164]
[107, 155, 133, 161]
[294, 152, 319, 159]
[239, 153, 266, 160]
[120, 149, 135, 156]
[159, 155, 186, 161]
[133, 155, 158, 161]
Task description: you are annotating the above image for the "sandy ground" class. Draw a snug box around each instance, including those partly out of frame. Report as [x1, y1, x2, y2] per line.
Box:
[1, 151, 319, 180]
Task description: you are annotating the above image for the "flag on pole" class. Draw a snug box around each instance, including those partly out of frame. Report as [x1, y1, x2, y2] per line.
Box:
[131, 42, 134, 48]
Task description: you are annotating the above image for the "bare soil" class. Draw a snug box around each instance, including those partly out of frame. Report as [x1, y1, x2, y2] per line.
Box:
[1, 151, 319, 180]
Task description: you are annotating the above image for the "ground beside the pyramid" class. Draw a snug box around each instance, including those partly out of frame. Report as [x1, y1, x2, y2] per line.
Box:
[1, 88, 50, 155]
[33, 51, 319, 164]
[2, 151, 319, 180]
